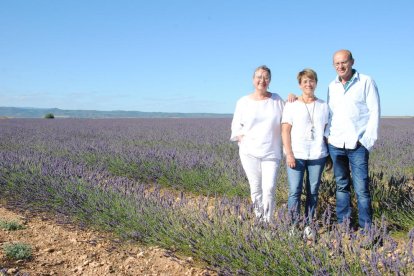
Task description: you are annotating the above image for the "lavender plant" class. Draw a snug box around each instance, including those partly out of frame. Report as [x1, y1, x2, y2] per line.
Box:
[0, 117, 413, 274]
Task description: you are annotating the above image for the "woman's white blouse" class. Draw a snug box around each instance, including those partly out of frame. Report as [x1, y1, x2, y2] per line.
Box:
[281, 99, 329, 160]
[230, 93, 284, 159]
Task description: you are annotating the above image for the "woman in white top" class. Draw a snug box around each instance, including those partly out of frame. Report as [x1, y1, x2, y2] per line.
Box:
[282, 68, 329, 229]
[231, 65, 285, 222]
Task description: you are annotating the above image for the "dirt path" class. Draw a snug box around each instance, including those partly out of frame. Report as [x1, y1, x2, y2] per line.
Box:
[0, 205, 215, 275]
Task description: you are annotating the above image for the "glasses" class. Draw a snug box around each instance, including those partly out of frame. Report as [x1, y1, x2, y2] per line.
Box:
[333, 60, 350, 68]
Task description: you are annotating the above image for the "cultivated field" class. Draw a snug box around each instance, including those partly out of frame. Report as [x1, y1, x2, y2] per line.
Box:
[0, 117, 413, 275]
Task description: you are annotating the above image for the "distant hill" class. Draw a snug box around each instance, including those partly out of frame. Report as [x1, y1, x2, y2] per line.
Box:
[0, 107, 233, 119]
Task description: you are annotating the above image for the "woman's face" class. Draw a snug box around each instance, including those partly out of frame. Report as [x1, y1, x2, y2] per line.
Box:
[299, 76, 317, 96]
[253, 69, 271, 91]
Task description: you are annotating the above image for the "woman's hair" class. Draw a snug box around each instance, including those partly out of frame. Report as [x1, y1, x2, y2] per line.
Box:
[253, 65, 271, 81]
[297, 68, 318, 84]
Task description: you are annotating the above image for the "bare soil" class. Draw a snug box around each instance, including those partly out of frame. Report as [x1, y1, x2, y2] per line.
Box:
[0, 205, 215, 276]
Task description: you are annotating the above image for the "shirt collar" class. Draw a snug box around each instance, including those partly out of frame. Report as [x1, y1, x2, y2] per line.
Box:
[335, 69, 359, 83]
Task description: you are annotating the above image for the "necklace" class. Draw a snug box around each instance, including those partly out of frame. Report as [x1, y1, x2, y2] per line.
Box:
[304, 101, 316, 140]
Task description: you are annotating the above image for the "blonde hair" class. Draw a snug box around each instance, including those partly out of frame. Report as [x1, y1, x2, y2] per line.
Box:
[297, 68, 318, 84]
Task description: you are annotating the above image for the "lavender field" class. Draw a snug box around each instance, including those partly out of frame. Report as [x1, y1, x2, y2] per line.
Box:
[1, 117, 413, 275]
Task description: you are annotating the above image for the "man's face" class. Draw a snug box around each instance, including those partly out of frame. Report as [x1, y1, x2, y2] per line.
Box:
[333, 51, 354, 81]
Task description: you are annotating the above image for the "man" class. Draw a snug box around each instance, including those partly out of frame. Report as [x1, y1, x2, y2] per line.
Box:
[326, 49, 380, 230]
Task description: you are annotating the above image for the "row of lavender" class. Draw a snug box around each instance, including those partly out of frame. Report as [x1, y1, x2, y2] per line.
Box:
[0, 118, 249, 195]
[0, 117, 413, 274]
[370, 118, 414, 179]
[1, 117, 412, 192]
[0, 117, 413, 228]
[0, 117, 413, 229]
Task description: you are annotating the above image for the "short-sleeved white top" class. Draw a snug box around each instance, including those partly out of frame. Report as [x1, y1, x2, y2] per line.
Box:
[282, 99, 329, 160]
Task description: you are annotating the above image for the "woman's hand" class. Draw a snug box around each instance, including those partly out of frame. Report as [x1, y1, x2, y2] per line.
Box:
[286, 93, 298, 103]
[237, 135, 245, 143]
[286, 153, 296, 168]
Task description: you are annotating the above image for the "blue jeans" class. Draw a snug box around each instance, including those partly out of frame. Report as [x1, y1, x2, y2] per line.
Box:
[328, 144, 372, 228]
[287, 157, 327, 224]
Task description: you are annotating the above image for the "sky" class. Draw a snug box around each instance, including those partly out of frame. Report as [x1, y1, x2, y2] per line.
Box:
[0, 0, 413, 116]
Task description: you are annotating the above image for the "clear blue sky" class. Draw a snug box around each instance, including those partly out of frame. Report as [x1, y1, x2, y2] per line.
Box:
[1, 0, 413, 116]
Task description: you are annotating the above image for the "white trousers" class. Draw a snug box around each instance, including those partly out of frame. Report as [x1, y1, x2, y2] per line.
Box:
[239, 152, 280, 222]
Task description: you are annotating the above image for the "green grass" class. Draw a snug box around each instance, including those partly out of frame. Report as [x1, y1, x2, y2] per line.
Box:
[0, 219, 25, 231]
[2, 243, 32, 260]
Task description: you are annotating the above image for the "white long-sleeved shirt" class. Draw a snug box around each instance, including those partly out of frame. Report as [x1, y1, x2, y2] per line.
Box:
[282, 99, 329, 160]
[230, 93, 284, 159]
[326, 70, 380, 151]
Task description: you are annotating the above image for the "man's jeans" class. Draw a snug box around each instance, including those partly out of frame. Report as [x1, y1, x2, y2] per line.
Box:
[287, 157, 326, 224]
[328, 144, 372, 228]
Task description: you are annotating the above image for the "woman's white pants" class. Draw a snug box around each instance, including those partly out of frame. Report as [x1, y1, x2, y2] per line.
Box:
[239, 152, 280, 222]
